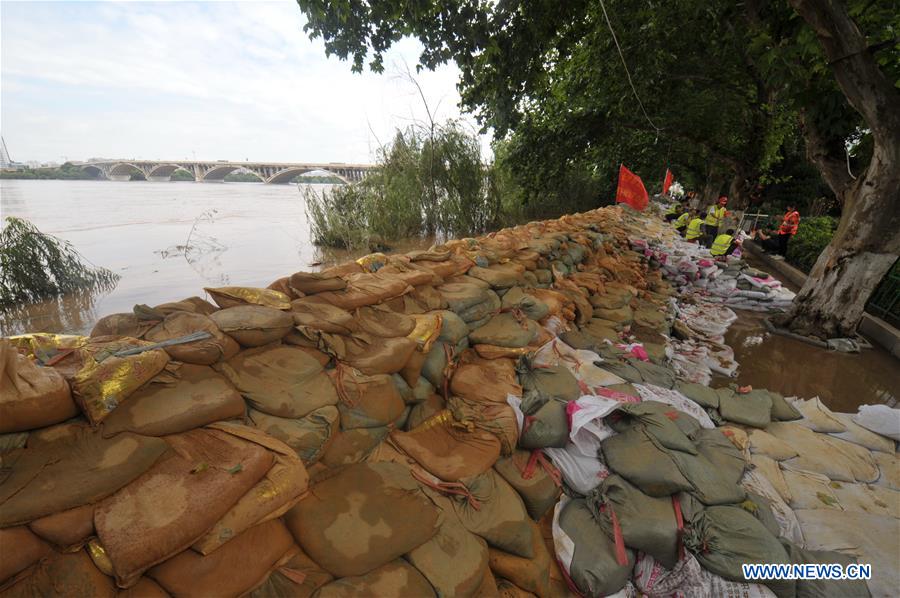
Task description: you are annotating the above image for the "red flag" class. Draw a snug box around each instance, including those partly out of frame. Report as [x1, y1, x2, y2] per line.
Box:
[662, 169, 674, 194]
[615, 164, 649, 211]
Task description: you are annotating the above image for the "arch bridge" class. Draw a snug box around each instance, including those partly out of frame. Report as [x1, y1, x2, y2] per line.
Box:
[76, 160, 374, 184]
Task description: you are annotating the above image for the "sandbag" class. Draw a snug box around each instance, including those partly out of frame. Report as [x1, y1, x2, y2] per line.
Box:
[448, 394, 519, 456]
[685, 505, 794, 598]
[450, 358, 522, 403]
[587, 474, 681, 569]
[676, 381, 720, 409]
[249, 406, 339, 464]
[749, 429, 800, 461]
[518, 360, 581, 414]
[493, 450, 561, 521]
[467, 264, 525, 289]
[193, 423, 309, 555]
[153, 296, 217, 316]
[353, 304, 416, 338]
[406, 505, 489, 597]
[487, 521, 553, 597]
[319, 426, 389, 468]
[500, 287, 550, 321]
[328, 368, 406, 430]
[283, 462, 440, 578]
[205, 286, 291, 309]
[0, 550, 116, 598]
[0, 526, 53, 587]
[750, 454, 793, 504]
[290, 301, 358, 334]
[304, 272, 411, 310]
[90, 313, 157, 339]
[780, 540, 871, 598]
[217, 344, 338, 418]
[469, 313, 539, 348]
[718, 387, 772, 428]
[94, 427, 274, 587]
[693, 427, 748, 486]
[209, 305, 294, 347]
[101, 364, 245, 438]
[320, 332, 418, 375]
[289, 270, 347, 294]
[391, 410, 501, 482]
[829, 411, 895, 454]
[872, 451, 900, 490]
[28, 504, 95, 552]
[406, 392, 446, 430]
[0, 340, 77, 434]
[769, 422, 878, 483]
[249, 546, 333, 598]
[555, 498, 635, 597]
[149, 519, 295, 597]
[144, 312, 239, 364]
[602, 428, 694, 497]
[0, 429, 168, 526]
[518, 400, 568, 449]
[853, 404, 900, 442]
[608, 401, 699, 454]
[667, 445, 747, 506]
[314, 559, 437, 598]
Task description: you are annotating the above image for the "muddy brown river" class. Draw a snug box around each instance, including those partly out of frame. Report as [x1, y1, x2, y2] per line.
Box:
[2, 179, 896, 410]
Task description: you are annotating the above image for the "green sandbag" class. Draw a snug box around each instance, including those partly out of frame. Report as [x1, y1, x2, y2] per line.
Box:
[501, 287, 550, 321]
[597, 360, 643, 384]
[676, 381, 720, 409]
[667, 446, 747, 506]
[458, 291, 502, 324]
[468, 313, 539, 348]
[609, 401, 699, 455]
[519, 400, 569, 449]
[592, 305, 634, 325]
[559, 329, 597, 350]
[601, 428, 693, 497]
[587, 475, 680, 569]
[633, 308, 667, 330]
[760, 390, 803, 421]
[630, 359, 676, 389]
[779, 540, 870, 598]
[741, 492, 782, 539]
[558, 499, 635, 598]
[718, 388, 772, 428]
[691, 428, 747, 486]
[435, 310, 469, 344]
[518, 360, 582, 415]
[493, 450, 560, 521]
[421, 338, 468, 389]
[581, 319, 622, 343]
[685, 505, 795, 598]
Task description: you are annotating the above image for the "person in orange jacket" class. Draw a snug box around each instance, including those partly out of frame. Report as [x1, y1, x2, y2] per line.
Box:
[776, 205, 800, 256]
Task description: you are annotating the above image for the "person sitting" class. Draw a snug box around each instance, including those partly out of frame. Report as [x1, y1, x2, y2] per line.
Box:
[664, 203, 682, 222]
[710, 228, 739, 258]
[685, 214, 705, 243]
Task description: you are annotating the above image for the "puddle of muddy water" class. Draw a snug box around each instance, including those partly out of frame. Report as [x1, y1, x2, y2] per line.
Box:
[712, 310, 899, 413]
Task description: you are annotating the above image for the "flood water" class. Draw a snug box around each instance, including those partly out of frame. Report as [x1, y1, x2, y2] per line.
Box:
[0, 179, 429, 335]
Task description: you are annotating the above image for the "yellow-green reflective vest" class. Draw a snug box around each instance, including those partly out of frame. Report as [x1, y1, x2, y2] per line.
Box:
[674, 212, 690, 228]
[685, 218, 704, 240]
[665, 205, 680, 216]
[705, 205, 726, 226]
[710, 234, 734, 256]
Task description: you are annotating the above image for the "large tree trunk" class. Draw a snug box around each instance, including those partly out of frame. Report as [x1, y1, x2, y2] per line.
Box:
[777, 0, 900, 339]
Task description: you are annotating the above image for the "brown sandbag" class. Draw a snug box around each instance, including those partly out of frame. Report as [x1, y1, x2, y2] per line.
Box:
[487, 521, 553, 597]
[288, 271, 347, 295]
[303, 272, 412, 311]
[0, 429, 169, 526]
[209, 305, 294, 347]
[192, 423, 309, 555]
[144, 312, 239, 364]
[406, 505, 489, 597]
[101, 365, 245, 438]
[28, 504, 95, 552]
[290, 301, 358, 334]
[448, 395, 519, 456]
[249, 546, 334, 598]
[450, 357, 522, 403]
[468, 313, 539, 348]
[0, 339, 78, 434]
[493, 450, 562, 521]
[406, 393, 446, 430]
[94, 427, 274, 588]
[329, 368, 406, 430]
[0, 550, 116, 598]
[116, 577, 170, 598]
[90, 313, 157, 339]
[354, 304, 416, 338]
[313, 559, 437, 598]
[217, 344, 338, 418]
[149, 519, 295, 598]
[283, 462, 441, 578]
[0, 526, 53, 588]
[248, 406, 339, 464]
[204, 286, 292, 310]
[152, 296, 217, 317]
[391, 410, 502, 482]
[319, 426, 390, 467]
[322, 332, 418, 376]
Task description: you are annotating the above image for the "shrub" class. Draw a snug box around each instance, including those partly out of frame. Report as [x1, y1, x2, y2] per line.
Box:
[786, 216, 837, 273]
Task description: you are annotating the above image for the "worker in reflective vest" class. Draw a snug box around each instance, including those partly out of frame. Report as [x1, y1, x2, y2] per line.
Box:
[685, 215, 705, 242]
[674, 210, 692, 235]
[665, 203, 682, 222]
[710, 228, 738, 257]
[702, 196, 728, 247]
[776, 205, 800, 256]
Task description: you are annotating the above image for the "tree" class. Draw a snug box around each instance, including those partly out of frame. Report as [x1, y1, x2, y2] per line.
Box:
[295, 0, 898, 338]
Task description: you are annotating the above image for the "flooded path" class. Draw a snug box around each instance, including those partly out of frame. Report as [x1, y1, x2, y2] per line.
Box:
[0, 179, 430, 335]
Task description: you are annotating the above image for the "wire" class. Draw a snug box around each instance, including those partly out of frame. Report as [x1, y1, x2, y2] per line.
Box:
[598, 0, 662, 139]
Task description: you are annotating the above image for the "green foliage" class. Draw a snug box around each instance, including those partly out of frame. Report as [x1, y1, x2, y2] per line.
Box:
[786, 216, 837, 273]
[0, 217, 119, 307]
[0, 162, 97, 180]
[304, 120, 502, 249]
[170, 169, 195, 181]
[224, 171, 264, 182]
[294, 174, 346, 184]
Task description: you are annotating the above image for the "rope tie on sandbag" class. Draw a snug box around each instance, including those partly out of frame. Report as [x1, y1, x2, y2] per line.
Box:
[441, 343, 458, 401]
[600, 503, 630, 566]
[410, 469, 482, 511]
[520, 449, 563, 488]
[332, 363, 360, 406]
[672, 495, 685, 560]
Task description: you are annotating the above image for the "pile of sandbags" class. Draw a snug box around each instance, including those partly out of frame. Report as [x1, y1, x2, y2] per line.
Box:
[2, 203, 897, 598]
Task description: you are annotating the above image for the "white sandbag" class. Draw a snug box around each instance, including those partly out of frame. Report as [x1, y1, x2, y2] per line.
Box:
[740, 468, 804, 544]
[794, 397, 847, 433]
[781, 469, 841, 511]
[872, 451, 900, 491]
[853, 404, 900, 442]
[567, 395, 620, 458]
[544, 443, 610, 495]
[829, 412, 895, 454]
[749, 454, 793, 505]
[532, 339, 626, 389]
[632, 384, 716, 429]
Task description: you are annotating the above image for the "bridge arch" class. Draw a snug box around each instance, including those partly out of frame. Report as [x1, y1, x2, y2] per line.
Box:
[268, 167, 349, 185]
[80, 165, 105, 179]
[199, 165, 241, 182]
[146, 164, 185, 181]
[108, 163, 146, 181]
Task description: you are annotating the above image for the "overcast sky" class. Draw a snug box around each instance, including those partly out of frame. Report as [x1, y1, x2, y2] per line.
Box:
[1, 0, 483, 164]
